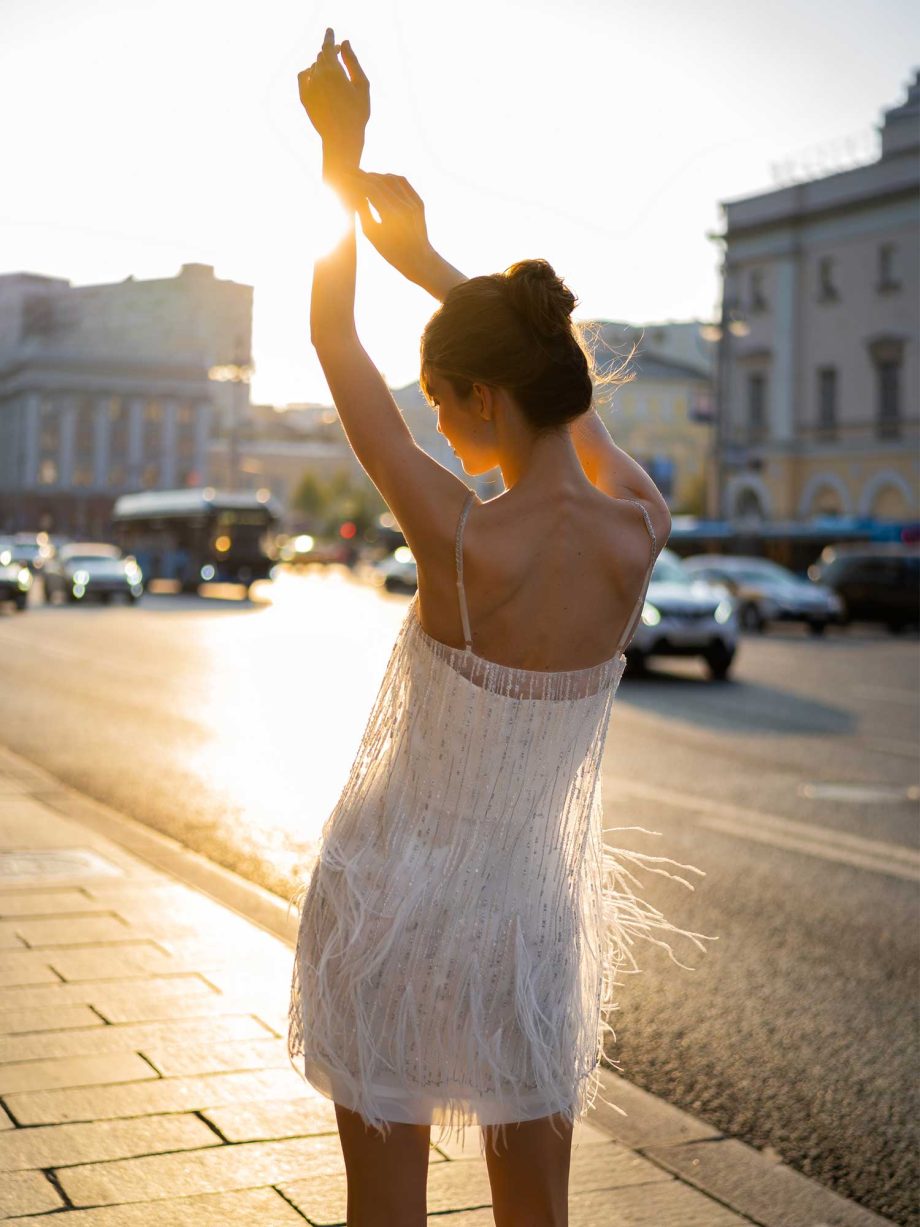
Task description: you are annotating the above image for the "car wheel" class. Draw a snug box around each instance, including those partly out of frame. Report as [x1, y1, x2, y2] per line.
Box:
[14, 593, 27, 612]
[704, 644, 735, 681]
[807, 620, 827, 636]
[887, 621, 906, 635]
[739, 602, 763, 632]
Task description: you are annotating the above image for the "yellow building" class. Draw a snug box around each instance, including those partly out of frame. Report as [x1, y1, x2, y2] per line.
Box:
[592, 321, 716, 516]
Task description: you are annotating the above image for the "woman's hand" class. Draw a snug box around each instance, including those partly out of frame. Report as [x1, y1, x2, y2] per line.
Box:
[353, 173, 431, 279]
[297, 28, 369, 171]
[351, 172, 467, 300]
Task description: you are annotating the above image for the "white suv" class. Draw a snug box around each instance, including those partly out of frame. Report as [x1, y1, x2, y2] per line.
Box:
[626, 549, 740, 680]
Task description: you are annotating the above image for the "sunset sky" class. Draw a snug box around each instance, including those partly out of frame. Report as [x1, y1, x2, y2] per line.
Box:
[3, 0, 917, 406]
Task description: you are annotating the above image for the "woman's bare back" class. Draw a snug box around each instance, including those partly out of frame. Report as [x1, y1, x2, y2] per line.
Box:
[415, 483, 658, 672]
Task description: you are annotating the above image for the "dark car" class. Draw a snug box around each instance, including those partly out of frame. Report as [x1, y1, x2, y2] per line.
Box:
[43, 542, 145, 606]
[808, 543, 920, 632]
[0, 541, 33, 611]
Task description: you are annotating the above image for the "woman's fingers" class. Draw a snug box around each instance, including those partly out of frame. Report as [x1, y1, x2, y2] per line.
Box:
[340, 40, 369, 88]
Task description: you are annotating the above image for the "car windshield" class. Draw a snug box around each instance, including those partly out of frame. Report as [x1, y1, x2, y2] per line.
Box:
[66, 554, 122, 565]
[652, 556, 693, 586]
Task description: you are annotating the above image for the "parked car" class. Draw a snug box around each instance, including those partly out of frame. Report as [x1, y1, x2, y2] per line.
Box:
[43, 542, 145, 605]
[3, 532, 55, 572]
[0, 542, 33, 611]
[375, 547, 418, 594]
[680, 554, 843, 634]
[808, 543, 920, 632]
[626, 548, 739, 680]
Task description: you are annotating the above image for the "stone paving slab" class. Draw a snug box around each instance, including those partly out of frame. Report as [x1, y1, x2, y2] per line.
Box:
[201, 1094, 340, 1141]
[57, 1134, 354, 1207]
[0, 948, 64, 986]
[0, 888, 120, 915]
[0, 921, 28, 947]
[6, 1186, 311, 1225]
[0, 1049, 157, 1095]
[0, 1012, 271, 1062]
[9, 914, 137, 945]
[0, 973, 227, 1018]
[138, 1035, 290, 1078]
[0, 1002, 105, 1037]
[0, 1111, 221, 1170]
[645, 1137, 894, 1227]
[588, 1072, 724, 1150]
[0, 1168, 65, 1217]
[5, 1065, 317, 1125]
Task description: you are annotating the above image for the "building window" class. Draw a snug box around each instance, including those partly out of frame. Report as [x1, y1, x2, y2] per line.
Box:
[108, 397, 128, 488]
[176, 404, 197, 486]
[142, 400, 162, 488]
[877, 361, 901, 439]
[877, 243, 900, 292]
[817, 256, 839, 303]
[38, 398, 60, 486]
[749, 269, 767, 313]
[641, 455, 675, 501]
[747, 373, 767, 441]
[817, 368, 837, 441]
[73, 398, 96, 488]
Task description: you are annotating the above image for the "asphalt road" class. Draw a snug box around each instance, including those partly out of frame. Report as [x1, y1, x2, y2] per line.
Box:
[2, 567, 918, 1224]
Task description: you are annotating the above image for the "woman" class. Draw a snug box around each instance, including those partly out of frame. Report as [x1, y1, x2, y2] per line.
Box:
[288, 30, 715, 1226]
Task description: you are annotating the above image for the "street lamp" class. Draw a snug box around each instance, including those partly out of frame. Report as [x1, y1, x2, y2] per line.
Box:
[700, 304, 749, 520]
[207, 342, 254, 492]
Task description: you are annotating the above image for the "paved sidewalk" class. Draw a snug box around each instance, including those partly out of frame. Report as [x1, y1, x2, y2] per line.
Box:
[0, 746, 893, 1225]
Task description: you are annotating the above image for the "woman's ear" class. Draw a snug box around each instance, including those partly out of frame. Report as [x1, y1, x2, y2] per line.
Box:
[472, 382, 494, 422]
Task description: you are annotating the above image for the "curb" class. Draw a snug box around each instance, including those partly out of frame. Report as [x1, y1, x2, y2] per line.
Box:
[0, 743, 894, 1227]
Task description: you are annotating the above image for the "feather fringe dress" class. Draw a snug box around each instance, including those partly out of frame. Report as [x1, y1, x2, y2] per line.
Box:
[287, 489, 716, 1152]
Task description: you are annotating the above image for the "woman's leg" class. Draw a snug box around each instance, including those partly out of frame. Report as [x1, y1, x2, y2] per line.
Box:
[334, 1102, 431, 1226]
[482, 1113, 573, 1227]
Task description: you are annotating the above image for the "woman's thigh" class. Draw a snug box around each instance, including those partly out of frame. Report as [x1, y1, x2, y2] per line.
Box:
[483, 1114, 576, 1227]
[482, 1113, 573, 1227]
[334, 1103, 431, 1226]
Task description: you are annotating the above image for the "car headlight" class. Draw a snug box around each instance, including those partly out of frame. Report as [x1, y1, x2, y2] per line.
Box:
[714, 598, 734, 624]
[72, 570, 90, 585]
[641, 602, 661, 627]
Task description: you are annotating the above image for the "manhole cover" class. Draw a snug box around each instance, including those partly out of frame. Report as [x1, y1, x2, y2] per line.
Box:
[799, 783, 920, 804]
[0, 849, 125, 883]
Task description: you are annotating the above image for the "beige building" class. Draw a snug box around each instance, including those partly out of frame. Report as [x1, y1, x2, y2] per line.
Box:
[207, 401, 362, 518]
[712, 71, 919, 526]
[592, 321, 716, 515]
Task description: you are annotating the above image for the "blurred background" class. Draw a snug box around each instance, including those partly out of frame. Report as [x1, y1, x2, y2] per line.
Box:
[0, 2, 918, 1224]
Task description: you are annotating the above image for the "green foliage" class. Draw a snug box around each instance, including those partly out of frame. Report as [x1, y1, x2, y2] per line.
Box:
[291, 470, 388, 539]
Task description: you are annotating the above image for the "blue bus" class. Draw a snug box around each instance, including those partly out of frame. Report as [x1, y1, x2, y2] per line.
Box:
[111, 487, 282, 594]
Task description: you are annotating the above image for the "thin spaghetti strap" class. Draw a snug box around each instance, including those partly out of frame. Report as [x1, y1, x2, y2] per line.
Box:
[614, 499, 658, 657]
[455, 489, 476, 653]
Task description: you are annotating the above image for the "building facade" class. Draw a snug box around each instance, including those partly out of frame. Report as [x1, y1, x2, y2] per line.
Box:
[712, 72, 919, 526]
[0, 263, 252, 535]
[593, 320, 716, 515]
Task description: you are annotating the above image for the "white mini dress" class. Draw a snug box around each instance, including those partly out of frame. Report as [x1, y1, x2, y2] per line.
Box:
[288, 489, 715, 1149]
